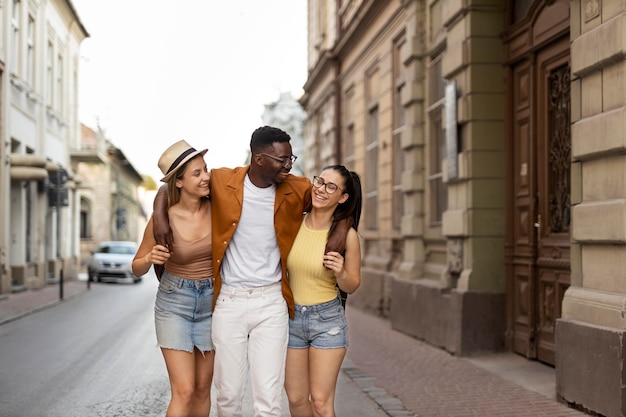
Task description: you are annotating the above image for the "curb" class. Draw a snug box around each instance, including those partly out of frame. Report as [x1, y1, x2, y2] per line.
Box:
[342, 359, 417, 417]
[0, 286, 89, 326]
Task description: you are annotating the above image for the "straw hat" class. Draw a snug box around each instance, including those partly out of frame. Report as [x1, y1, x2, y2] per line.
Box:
[158, 140, 208, 182]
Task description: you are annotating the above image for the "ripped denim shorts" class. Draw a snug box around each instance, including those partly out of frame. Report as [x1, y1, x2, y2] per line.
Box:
[288, 296, 348, 349]
[154, 270, 214, 353]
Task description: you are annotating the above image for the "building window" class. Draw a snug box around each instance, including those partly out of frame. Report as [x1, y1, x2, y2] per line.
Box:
[46, 40, 54, 106]
[365, 106, 379, 230]
[80, 198, 91, 239]
[365, 68, 379, 231]
[314, 112, 322, 169]
[344, 124, 355, 171]
[427, 54, 447, 224]
[430, 0, 443, 42]
[343, 86, 355, 171]
[56, 52, 63, 111]
[11, 0, 21, 75]
[314, 0, 327, 51]
[26, 15, 34, 86]
[392, 34, 406, 231]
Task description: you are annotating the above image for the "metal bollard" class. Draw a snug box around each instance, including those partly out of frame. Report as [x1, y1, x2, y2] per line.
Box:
[59, 269, 64, 300]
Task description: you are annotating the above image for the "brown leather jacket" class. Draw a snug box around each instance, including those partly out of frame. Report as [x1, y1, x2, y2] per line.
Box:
[210, 165, 312, 318]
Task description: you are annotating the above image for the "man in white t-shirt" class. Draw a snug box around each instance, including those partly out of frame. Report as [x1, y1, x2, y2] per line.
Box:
[154, 126, 312, 417]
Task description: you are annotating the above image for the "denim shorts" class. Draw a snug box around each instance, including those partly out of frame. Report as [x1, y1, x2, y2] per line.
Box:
[288, 296, 348, 349]
[154, 271, 214, 353]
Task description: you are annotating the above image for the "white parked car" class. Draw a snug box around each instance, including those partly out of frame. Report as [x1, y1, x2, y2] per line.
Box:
[87, 241, 141, 284]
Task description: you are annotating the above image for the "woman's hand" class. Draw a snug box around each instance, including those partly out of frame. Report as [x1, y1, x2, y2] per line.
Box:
[148, 244, 171, 265]
[323, 251, 346, 279]
[333, 228, 361, 294]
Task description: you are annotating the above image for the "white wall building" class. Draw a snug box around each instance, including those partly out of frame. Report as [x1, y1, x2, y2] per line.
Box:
[0, 0, 88, 294]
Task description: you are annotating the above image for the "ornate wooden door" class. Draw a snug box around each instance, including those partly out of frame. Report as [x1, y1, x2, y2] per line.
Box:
[506, 9, 571, 366]
[534, 40, 571, 365]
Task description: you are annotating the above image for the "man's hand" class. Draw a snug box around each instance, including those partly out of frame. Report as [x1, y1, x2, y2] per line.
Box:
[153, 184, 173, 249]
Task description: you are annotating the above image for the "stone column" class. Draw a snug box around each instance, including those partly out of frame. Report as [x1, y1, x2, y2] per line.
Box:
[557, 1, 626, 416]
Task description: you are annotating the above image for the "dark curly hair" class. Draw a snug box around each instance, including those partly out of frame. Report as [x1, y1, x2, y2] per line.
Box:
[250, 126, 291, 153]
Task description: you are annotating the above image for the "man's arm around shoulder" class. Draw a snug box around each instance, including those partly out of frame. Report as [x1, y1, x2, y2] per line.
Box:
[152, 184, 172, 248]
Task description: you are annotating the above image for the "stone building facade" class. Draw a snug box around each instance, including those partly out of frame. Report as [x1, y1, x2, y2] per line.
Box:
[73, 124, 145, 270]
[301, 1, 626, 415]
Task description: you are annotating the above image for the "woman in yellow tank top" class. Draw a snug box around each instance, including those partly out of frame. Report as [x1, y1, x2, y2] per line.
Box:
[285, 164, 363, 417]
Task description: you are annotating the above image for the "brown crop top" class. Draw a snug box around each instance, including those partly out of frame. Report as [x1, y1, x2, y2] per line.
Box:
[165, 223, 213, 280]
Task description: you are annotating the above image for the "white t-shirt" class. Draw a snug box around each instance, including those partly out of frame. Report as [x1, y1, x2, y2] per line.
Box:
[220, 175, 282, 288]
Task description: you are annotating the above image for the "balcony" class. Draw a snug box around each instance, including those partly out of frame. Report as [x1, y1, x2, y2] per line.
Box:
[70, 124, 108, 163]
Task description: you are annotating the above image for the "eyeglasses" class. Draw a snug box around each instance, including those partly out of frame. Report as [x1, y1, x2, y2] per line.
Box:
[312, 176, 343, 194]
[259, 153, 297, 168]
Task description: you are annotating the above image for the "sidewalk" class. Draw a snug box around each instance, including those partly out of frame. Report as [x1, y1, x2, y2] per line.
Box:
[0, 280, 589, 416]
[345, 307, 587, 417]
[0, 278, 89, 325]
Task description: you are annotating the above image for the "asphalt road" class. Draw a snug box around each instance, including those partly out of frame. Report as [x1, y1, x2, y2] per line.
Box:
[0, 274, 170, 417]
[0, 272, 388, 417]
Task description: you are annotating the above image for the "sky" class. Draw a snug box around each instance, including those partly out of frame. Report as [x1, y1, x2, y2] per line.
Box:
[72, 0, 308, 183]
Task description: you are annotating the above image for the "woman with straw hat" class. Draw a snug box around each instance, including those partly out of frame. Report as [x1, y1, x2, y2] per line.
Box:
[132, 139, 214, 417]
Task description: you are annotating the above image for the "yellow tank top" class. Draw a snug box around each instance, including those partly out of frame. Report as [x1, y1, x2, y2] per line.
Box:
[287, 216, 338, 305]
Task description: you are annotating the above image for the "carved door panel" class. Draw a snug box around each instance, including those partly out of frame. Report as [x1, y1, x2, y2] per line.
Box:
[509, 37, 570, 366]
[510, 59, 536, 360]
[534, 41, 571, 365]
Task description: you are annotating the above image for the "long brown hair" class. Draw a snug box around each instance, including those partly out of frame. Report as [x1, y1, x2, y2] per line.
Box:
[323, 165, 363, 254]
